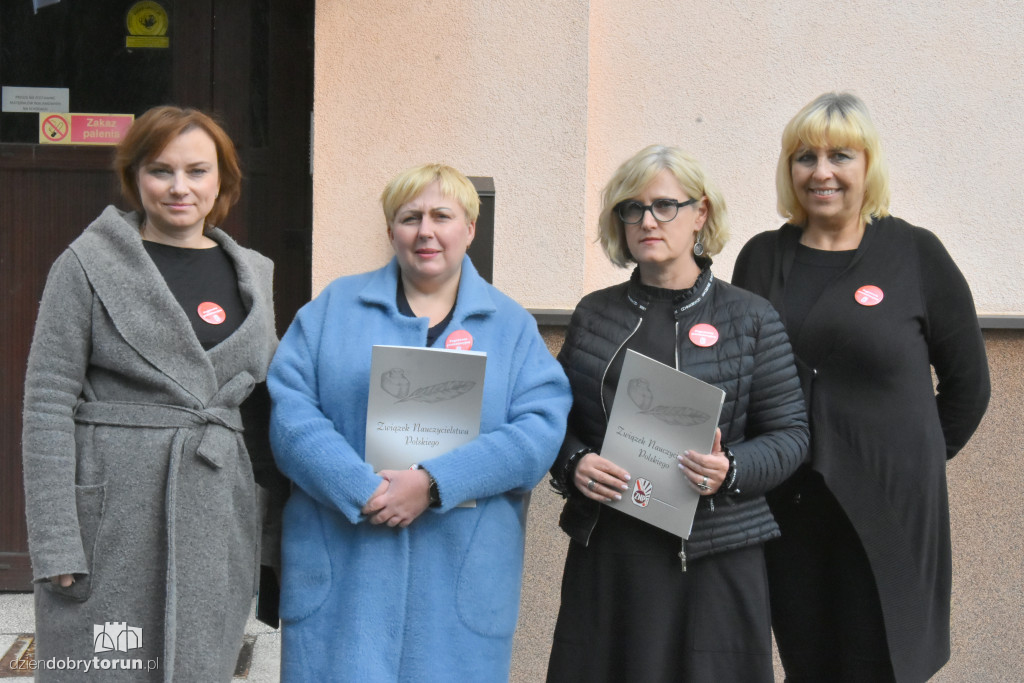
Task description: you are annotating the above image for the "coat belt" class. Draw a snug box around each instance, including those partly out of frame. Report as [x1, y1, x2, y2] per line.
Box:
[74, 399, 243, 469]
[71, 372, 254, 682]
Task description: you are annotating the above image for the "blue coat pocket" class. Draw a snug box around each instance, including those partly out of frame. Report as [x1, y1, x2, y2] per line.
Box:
[456, 498, 526, 638]
[278, 493, 332, 623]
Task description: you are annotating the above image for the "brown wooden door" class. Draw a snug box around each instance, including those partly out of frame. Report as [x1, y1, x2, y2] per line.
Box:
[0, 0, 312, 590]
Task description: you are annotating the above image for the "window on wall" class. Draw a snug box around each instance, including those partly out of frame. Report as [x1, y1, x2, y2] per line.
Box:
[0, 0, 174, 143]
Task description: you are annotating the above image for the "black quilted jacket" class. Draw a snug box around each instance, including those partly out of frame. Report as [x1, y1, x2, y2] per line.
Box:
[550, 266, 809, 565]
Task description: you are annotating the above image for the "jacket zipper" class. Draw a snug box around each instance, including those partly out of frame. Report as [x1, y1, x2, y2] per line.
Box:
[582, 315, 644, 548]
[674, 320, 680, 371]
[674, 274, 717, 571]
[674, 319, 689, 572]
[599, 316, 643, 422]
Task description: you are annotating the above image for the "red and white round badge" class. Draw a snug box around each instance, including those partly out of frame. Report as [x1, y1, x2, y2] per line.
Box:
[854, 285, 884, 307]
[197, 301, 226, 325]
[688, 323, 719, 347]
[445, 329, 474, 351]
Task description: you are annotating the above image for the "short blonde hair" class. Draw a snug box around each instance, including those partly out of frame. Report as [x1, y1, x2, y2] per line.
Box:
[599, 145, 729, 268]
[777, 92, 891, 226]
[380, 163, 480, 225]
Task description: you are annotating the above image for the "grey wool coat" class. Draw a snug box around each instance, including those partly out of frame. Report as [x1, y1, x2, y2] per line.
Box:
[22, 206, 277, 682]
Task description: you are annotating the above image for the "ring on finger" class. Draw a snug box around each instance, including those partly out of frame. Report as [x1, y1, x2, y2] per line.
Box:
[698, 475, 711, 492]
[587, 479, 597, 492]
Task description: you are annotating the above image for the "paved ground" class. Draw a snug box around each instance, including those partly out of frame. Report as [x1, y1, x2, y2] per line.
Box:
[0, 592, 281, 681]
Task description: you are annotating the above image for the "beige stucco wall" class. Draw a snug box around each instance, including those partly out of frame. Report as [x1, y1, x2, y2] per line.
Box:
[582, 0, 1024, 308]
[314, 0, 1024, 314]
[311, 0, 588, 307]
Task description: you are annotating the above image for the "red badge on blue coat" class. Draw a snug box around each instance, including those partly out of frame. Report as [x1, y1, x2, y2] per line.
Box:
[445, 330, 474, 351]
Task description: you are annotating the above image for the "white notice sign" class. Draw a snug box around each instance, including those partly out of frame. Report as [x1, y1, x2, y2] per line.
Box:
[2, 86, 70, 113]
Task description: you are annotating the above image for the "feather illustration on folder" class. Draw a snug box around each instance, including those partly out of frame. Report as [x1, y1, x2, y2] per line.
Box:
[627, 378, 712, 426]
[380, 368, 476, 403]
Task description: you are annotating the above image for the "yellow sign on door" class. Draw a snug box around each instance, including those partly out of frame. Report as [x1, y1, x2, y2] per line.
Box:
[126, 1, 170, 49]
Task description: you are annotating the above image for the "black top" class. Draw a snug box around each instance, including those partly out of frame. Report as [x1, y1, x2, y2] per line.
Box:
[783, 244, 855, 337]
[605, 282, 680, 408]
[396, 277, 454, 347]
[143, 241, 246, 350]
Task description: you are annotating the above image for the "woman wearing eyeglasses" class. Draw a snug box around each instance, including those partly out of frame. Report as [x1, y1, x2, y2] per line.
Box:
[546, 145, 808, 682]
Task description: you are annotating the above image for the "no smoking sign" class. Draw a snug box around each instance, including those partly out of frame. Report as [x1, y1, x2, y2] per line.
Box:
[38, 112, 133, 145]
[41, 114, 69, 141]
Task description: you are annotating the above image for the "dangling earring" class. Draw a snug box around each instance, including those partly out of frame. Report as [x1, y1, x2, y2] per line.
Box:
[693, 233, 705, 257]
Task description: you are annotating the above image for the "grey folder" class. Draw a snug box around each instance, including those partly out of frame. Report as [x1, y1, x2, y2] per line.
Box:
[600, 349, 725, 538]
[365, 345, 486, 472]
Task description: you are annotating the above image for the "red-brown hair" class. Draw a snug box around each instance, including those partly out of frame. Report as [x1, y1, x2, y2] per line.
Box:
[114, 106, 242, 228]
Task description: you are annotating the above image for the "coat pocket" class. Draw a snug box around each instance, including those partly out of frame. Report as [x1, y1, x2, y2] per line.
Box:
[45, 483, 106, 602]
[278, 493, 332, 623]
[455, 497, 525, 638]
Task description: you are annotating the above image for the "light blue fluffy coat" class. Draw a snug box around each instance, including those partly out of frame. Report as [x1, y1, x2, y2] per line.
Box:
[268, 256, 571, 682]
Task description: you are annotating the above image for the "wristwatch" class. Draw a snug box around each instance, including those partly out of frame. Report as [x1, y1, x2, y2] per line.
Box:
[412, 464, 442, 507]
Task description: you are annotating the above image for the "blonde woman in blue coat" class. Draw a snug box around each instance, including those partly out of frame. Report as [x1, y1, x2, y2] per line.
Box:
[268, 163, 572, 681]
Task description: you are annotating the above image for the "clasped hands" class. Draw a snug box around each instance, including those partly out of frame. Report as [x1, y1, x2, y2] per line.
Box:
[574, 428, 728, 501]
[360, 467, 432, 528]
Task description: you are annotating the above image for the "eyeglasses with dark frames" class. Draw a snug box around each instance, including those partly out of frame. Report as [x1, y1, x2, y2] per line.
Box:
[615, 197, 698, 225]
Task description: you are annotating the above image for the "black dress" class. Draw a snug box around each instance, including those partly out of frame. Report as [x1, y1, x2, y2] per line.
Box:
[546, 283, 775, 683]
[733, 218, 991, 682]
[766, 244, 895, 682]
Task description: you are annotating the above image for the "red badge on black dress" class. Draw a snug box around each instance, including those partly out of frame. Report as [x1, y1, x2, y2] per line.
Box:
[197, 301, 226, 325]
[445, 330, 474, 351]
[854, 285, 884, 307]
[688, 323, 719, 347]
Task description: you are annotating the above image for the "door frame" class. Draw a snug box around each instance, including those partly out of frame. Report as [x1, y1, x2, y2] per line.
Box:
[0, 0, 313, 591]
